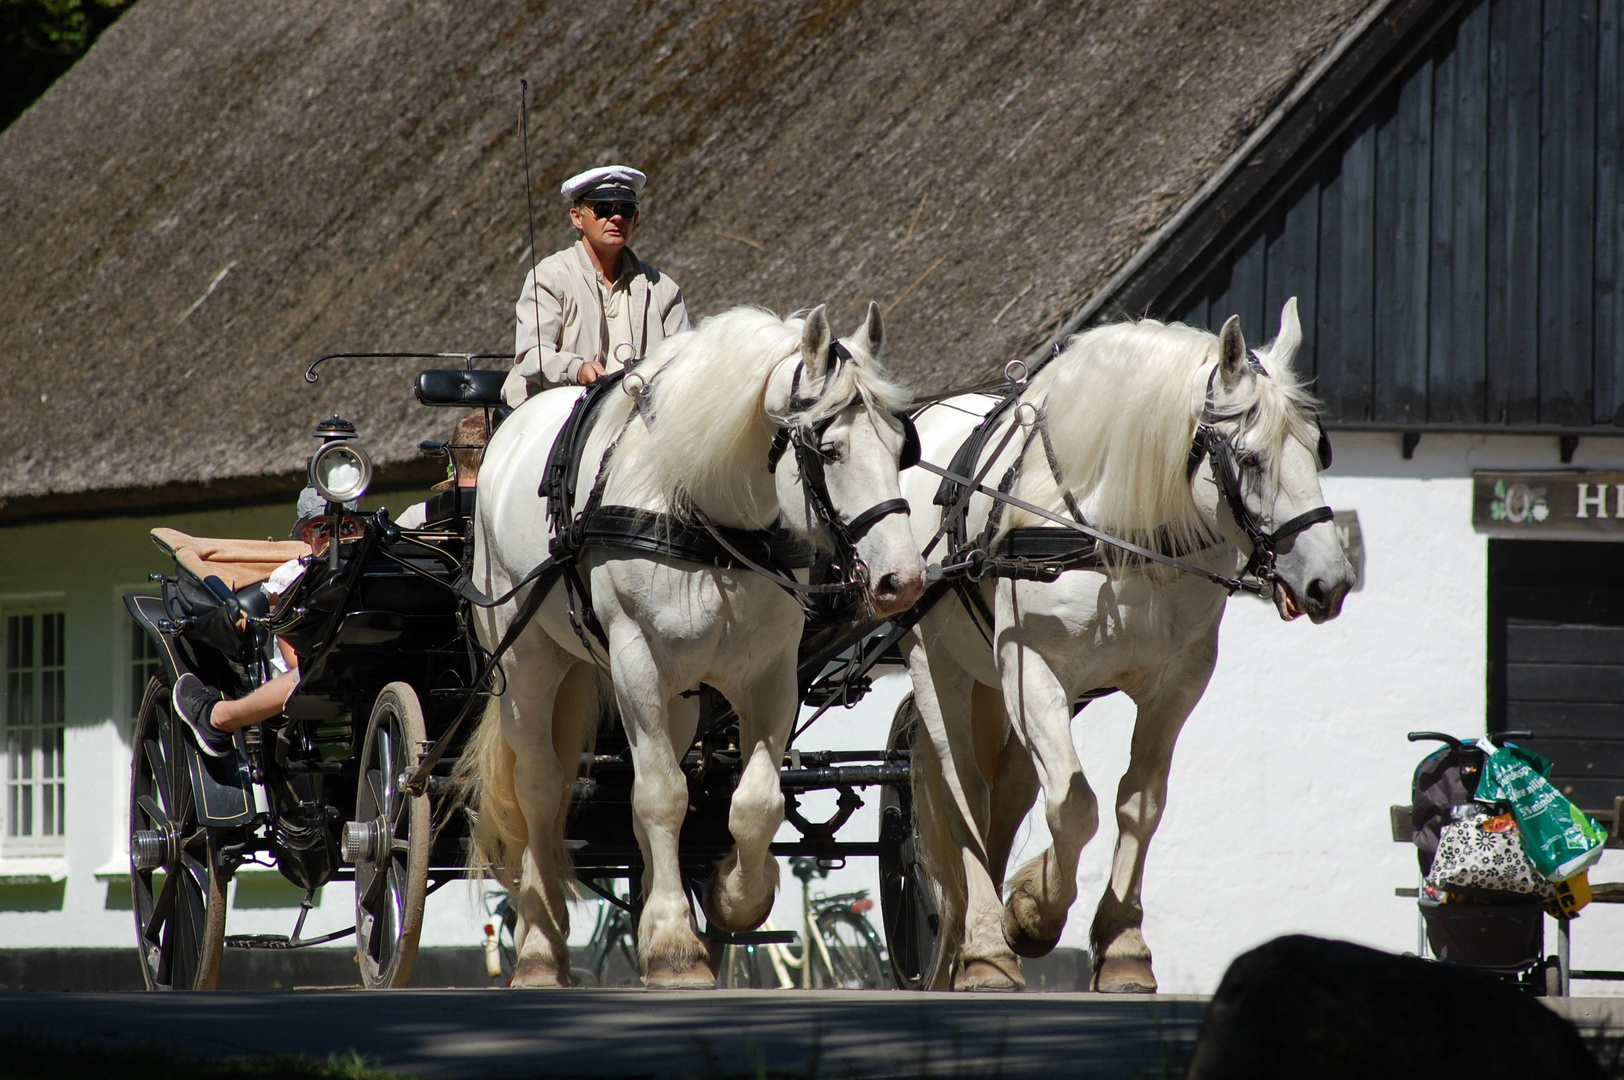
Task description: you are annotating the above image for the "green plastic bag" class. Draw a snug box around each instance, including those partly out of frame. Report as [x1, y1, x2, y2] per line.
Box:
[1475, 742, 1606, 882]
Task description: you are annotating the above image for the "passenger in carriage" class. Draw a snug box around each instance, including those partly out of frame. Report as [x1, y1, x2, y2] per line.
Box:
[395, 411, 487, 529]
[503, 164, 689, 404]
[171, 487, 359, 757]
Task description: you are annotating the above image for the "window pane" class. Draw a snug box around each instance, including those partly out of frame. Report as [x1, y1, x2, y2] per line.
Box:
[2, 609, 66, 846]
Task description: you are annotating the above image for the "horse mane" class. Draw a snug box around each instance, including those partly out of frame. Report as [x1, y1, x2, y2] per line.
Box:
[1014, 316, 1320, 557]
[601, 306, 910, 527]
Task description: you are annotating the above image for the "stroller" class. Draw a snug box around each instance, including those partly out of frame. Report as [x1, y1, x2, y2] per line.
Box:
[1405, 730, 1569, 996]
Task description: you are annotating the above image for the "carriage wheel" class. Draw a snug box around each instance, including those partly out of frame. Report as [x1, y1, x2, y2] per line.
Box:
[129, 676, 228, 991]
[878, 693, 947, 991]
[350, 682, 430, 989]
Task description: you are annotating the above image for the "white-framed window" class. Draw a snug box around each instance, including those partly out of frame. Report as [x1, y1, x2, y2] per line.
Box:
[4, 606, 67, 852]
[128, 611, 162, 725]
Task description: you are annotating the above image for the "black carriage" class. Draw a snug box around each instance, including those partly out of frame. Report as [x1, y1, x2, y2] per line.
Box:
[124, 357, 938, 990]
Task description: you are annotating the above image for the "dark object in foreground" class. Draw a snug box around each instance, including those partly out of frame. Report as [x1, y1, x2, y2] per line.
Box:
[1186, 934, 1600, 1080]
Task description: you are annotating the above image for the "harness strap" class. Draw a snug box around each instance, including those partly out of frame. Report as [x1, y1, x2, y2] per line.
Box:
[914, 459, 1260, 595]
[1035, 405, 1085, 524]
[843, 498, 910, 544]
[697, 515, 852, 597]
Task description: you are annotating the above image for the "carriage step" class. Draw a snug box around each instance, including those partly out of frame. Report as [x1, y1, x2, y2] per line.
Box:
[225, 926, 354, 950]
[706, 930, 798, 946]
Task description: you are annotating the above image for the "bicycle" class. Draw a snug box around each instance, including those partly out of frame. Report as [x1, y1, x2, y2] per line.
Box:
[720, 857, 890, 989]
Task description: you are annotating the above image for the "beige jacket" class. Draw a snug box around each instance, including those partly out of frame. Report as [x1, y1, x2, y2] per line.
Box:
[506, 240, 689, 404]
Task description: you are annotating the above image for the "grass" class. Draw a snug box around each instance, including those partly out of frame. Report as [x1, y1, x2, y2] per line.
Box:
[0, 1040, 406, 1080]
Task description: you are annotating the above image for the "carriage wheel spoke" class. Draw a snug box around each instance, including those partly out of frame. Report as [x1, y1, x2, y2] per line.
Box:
[135, 793, 169, 830]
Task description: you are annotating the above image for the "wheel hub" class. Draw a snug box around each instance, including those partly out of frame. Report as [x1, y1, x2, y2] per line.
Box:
[131, 826, 174, 872]
[342, 818, 385, 864]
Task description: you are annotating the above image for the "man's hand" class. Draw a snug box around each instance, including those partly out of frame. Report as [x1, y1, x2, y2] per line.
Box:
[577, 361, 606, 385]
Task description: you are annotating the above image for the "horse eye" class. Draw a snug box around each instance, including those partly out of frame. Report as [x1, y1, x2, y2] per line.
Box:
[819, 443, 841, 461]
[1240, 451, 1262, 469]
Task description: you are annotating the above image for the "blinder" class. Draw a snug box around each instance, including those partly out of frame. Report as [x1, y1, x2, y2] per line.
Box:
[896, 410, 921, 470]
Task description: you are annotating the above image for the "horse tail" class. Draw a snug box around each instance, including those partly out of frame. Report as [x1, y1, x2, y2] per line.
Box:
[910, 720, 965, 988]
[456, 694, 525, 890]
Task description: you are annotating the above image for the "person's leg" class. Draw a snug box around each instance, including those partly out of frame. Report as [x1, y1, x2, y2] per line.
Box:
[210, 671, 298, 732]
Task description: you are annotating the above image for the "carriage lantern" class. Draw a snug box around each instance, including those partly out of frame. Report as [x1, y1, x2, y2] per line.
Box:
[308, 414, 373, 505]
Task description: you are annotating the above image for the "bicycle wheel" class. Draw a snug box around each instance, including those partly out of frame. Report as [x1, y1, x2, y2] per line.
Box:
[812, 906, 890, 989]
[590, 908, 642, 987]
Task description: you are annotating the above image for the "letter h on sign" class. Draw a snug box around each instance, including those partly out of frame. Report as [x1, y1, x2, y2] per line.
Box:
[1577, 483, 1611, 518]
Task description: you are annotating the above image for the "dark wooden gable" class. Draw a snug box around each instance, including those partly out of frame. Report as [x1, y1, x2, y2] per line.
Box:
[1095, 0, 1624, 435]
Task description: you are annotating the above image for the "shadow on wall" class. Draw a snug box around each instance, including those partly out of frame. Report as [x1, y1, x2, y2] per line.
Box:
[0, 880, 64, 911]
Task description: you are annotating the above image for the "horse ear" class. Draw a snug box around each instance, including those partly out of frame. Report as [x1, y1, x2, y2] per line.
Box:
[802, 304, 832, 384]
[1218, 314, 1249, 391]
[857, 301, 884, 359]
[1272, 297, 1302, 369]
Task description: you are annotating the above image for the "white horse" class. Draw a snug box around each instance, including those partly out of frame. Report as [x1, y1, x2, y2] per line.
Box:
[900, 299, 1354, 991]
[464, 304, 925, 988]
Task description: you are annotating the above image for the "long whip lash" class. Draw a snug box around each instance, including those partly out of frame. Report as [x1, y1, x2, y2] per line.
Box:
[520, 78, 544, 387]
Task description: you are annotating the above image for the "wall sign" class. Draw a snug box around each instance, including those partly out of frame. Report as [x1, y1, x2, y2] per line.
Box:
[1473, 472, 1624, 533]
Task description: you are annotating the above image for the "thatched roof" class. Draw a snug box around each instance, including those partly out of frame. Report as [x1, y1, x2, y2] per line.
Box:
[0, 0, 1372, 519]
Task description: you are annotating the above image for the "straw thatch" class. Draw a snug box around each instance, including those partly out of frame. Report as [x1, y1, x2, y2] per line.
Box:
[0, 0, 1371, 516]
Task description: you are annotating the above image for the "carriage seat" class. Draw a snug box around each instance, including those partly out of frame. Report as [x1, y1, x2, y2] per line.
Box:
[414, 369, 508, 408]
[150, 528, 311, 592]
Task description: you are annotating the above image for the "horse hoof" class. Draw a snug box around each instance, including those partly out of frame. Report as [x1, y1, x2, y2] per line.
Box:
[953, 957, 1026, 992]
[1006, 927, 1062, 960]
[510, 958, 573, 988]
[1091, 957, 1157, 994]
[701, 875, 770, 935]
[642, 959, 716, 990]
[1002, 897, 1062, 959]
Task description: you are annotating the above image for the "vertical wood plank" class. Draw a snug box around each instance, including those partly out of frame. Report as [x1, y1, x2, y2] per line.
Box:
[1228, 226, 1268, 347]
[1335, 118, 1378, 420]
[1317, 151, 1350, 415]
[1539, 0, 1598, 425]
[1431, 31, 1461, 420]
[1270, 174, 1322, 381]
[1598, 0, 1624, 422]
[1375, 62, 1433, 423]
[1433, 4, 1492, 422]
[1487, 0, 1542, 425]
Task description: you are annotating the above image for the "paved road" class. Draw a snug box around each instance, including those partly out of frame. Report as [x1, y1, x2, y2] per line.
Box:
[1, 989, 1209, 1078]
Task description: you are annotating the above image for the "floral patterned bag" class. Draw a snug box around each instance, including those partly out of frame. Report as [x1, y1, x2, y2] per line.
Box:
[1426, 803, 1556, 900]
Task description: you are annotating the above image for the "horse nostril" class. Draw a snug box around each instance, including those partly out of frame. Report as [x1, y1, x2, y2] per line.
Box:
[879, 572, 903, 596]
[1306, 578, 1328, 604]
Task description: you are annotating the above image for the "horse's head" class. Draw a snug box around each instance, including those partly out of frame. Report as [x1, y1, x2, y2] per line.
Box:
[1195, 298, 1353, 623]
[771, 303, 926, 617]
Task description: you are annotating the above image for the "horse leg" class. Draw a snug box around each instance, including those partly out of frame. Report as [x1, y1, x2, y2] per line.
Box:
[500, 637, 581, 988]
[978, 682, 1040, 892]
[999, 651, 1100, 961]
[1089, 643, 1215, 993]
[907, 643, 1023, 991]
[617, 646, 712, 988]
[703, 660, 795, 934]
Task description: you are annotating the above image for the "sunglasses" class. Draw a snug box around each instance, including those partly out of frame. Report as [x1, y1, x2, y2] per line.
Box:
[584, 201, 639, 221]
[305, 519, 361, 540]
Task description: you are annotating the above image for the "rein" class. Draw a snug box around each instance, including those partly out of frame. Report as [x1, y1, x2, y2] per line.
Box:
[922, 358, 1335, 599]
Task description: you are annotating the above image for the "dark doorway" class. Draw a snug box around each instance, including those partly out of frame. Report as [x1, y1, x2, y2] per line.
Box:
[1487, 540, 1624, 810]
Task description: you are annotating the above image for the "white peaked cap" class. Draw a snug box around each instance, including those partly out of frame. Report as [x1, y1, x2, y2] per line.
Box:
[560, 165, 647, 202]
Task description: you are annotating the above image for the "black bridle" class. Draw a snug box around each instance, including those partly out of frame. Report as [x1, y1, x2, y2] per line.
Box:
[765, 341, 918, 592]
[1186, 362, 1334, 597]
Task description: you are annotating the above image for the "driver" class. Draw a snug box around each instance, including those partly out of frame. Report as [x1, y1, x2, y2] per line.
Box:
[171, 488, 359, 757]
[503, 164, 689, 404]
